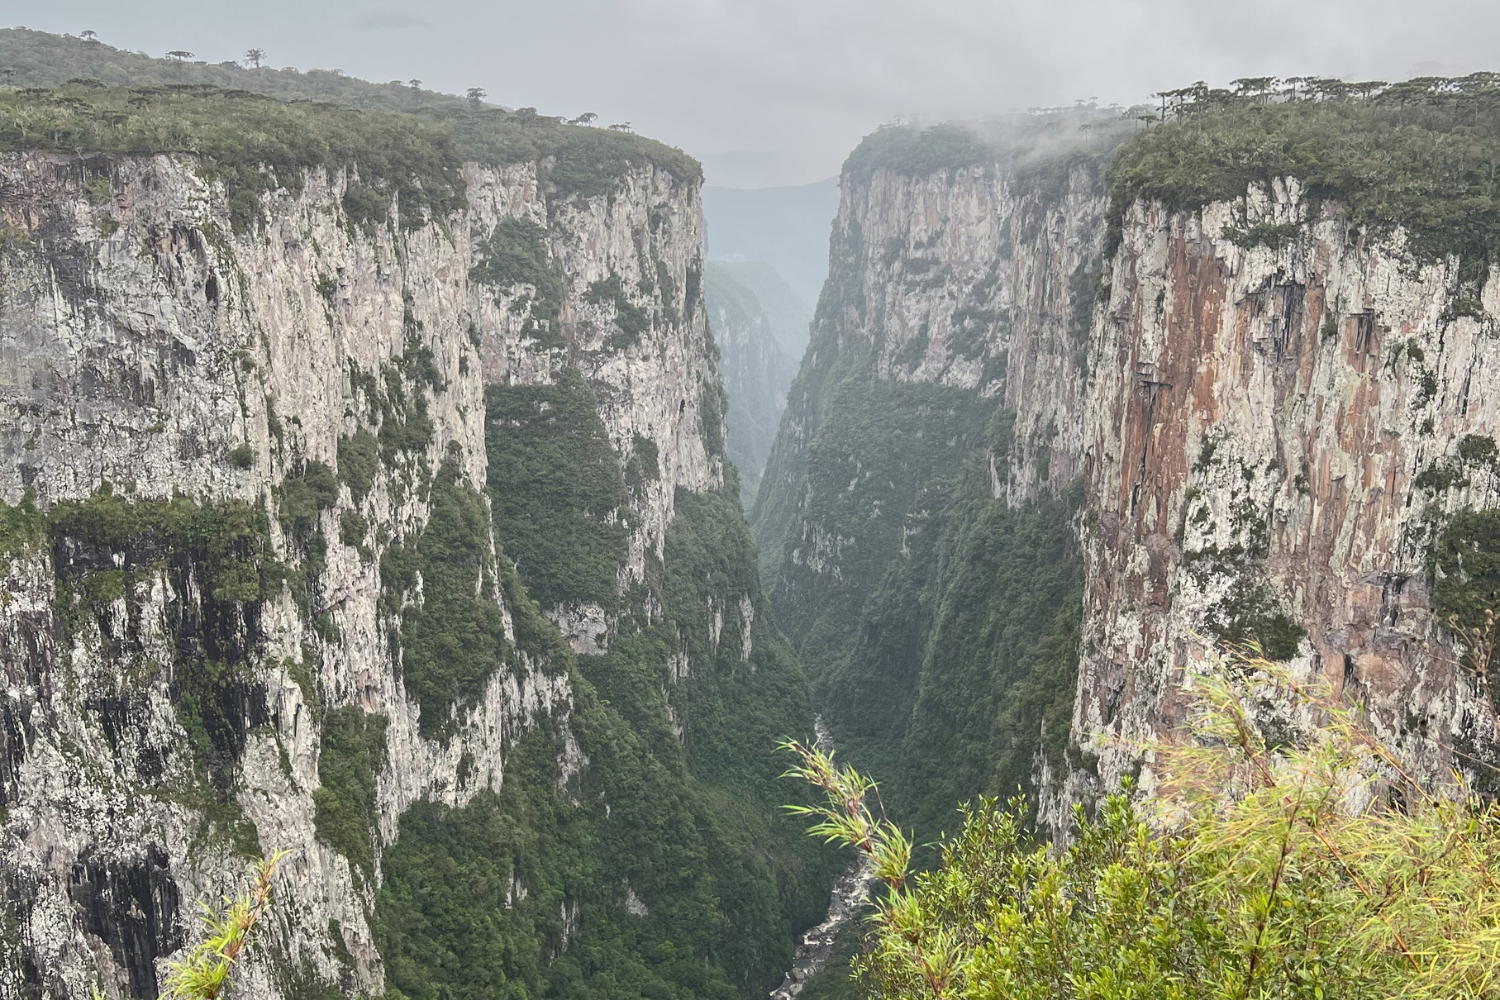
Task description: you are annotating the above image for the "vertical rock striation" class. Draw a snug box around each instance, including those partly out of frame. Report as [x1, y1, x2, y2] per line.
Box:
[1070, 182, 1500, 816]
[0, 75, 824, 999]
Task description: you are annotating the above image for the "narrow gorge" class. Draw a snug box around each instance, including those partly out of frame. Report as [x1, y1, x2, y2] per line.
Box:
[754, 84, 1500, 848]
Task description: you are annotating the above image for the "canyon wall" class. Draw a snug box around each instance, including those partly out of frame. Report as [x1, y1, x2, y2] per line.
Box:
[752, 117, 1123, 838]
[1069, 183, 1500, 818]
[0, 85, 824, 999]
[758, 112, 1500, 845]
[704, 260, 801, 505]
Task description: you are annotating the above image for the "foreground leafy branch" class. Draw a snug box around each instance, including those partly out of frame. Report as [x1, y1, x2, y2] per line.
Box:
[785, 652, 1500, 999]
[160, 849, 292, 1000]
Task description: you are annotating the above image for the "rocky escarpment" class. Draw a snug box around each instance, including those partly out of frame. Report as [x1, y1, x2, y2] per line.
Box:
[465, 159, 724, 639]
[759, 82, 1500, 849]
[0, 147, 515, 998]
[1069, 180, 1500, 816]
[751, 114, 1132, 838]
[0, 76, 825, 1000]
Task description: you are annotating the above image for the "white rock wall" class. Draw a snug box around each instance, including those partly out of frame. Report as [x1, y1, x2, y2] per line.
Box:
[0, 151, 571, 999]
[1066, 180, 1500, 827]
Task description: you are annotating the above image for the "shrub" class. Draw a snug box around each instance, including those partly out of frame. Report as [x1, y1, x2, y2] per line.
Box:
[277, 460, 339, 542]
[228, 441, 255, 469]
[161, 851, 290, 999]
[787, 651, 1500, 999]
[1107, 76, 1500, 264]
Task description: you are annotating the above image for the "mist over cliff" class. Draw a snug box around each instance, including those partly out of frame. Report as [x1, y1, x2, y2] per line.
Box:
[753, 79, 1500, 851]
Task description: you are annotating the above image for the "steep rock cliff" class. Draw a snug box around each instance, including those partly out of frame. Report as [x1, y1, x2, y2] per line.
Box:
[0, 146, 513, 999]
[762, 84, 1500, 850]
[0, 77, 824, 1000]
[752, 115, 1129, 837]
[1069, 181, 1500, 816]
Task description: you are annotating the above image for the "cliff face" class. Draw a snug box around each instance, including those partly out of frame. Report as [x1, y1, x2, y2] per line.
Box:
[752, 118, 1122, 837]
[0, 109, 822, 997]
[1069, 184, 1500, 812]
[466, 161, 723, 635]
[0, 149, 513, 998]
[760, 108, 1500, 848]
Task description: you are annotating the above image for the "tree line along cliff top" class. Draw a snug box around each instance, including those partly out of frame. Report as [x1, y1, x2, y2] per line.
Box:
[0, 27, 700, 225]
[842, 74, 1500, 269]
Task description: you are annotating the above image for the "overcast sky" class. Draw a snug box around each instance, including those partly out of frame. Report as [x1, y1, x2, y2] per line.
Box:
[4, 0, 1498, 187]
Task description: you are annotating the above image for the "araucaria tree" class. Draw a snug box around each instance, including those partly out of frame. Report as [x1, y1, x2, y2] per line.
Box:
[786, 651, 1500, 999]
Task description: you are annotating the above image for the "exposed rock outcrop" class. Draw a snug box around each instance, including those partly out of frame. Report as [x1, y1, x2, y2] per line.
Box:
[1069, 182, 1500, 817]
[0, 108, 817, 996]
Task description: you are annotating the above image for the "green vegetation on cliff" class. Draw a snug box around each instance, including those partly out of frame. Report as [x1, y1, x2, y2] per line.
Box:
[0, 28, 699, 201]
[0, 81, 465, 232]
[789, 657, 1500, 1000]
[1108, 75, 1500, 263]
[313, 706, 388, 882]
[754, 356, 1085, 846]
[373, 377, 834, 1000]
[484, 370, 631, 612]
[382, 458, 521, 739]
[889, 472, 1083, 843]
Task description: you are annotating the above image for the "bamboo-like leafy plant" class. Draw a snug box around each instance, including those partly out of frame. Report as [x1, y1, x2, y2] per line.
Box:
[784, 649, 1500, 999]
[159, 849, 292, 1000]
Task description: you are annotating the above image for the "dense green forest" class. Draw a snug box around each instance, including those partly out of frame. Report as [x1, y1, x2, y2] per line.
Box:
[1108, 74, 1500, 265]
[756, 370, 1084, 848]
[368, 374, 835, 1000]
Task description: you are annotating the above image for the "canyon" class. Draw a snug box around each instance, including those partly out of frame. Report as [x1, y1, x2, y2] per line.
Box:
[3, 28, 1500, 1000]
[755, 95, 1500, 846]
